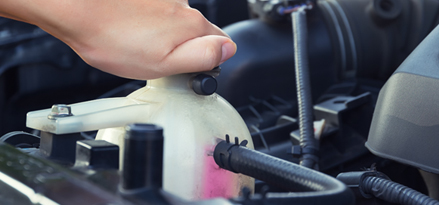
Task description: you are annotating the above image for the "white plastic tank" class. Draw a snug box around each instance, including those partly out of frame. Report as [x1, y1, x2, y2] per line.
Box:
[27, 71, 255, 200]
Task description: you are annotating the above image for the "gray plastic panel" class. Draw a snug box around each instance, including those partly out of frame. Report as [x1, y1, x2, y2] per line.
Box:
[394, 23, 439, 79]
[366, 72, 439, 174]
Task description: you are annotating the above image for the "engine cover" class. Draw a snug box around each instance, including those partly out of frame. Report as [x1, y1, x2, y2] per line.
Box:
[366, 24, 439, 174]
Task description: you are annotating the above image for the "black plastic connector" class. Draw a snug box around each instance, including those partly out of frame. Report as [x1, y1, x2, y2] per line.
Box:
[74, 140, 119, 169]
[336, 171, 390, 198]
[40, 132, 83, 164]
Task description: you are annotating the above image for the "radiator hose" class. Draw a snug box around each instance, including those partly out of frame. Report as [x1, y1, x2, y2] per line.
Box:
[214, 139, 354, 205]
[337, 171, 439, 205]
[363, 176, 439, 205]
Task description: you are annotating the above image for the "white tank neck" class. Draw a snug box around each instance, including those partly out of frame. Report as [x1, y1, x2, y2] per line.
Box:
[147, 74, 193, 91]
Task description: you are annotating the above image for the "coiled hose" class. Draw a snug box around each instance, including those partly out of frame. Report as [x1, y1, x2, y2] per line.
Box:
[292, 6, 319, 169]
[363, 176, 439, 205]
[214, 140, 354, 205]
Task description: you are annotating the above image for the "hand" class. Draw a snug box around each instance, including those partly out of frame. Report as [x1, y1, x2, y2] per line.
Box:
[0, 0, 236, 79]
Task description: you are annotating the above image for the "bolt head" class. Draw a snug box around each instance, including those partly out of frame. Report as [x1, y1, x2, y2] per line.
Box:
[48, 104, 73, 120]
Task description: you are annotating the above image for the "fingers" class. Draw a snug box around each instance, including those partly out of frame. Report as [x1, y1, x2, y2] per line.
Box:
[185, 7, 229, 38]
[206, 21, 230, 38]
[161, 35, 237, 75]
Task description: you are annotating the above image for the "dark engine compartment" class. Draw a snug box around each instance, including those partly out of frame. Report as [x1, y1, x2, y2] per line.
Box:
[1, 0, 439, 204]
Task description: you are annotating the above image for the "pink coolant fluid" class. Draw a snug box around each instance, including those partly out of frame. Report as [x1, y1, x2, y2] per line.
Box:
[202, 146, 238, 199]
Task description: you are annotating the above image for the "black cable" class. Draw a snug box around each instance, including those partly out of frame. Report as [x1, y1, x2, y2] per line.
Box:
[214, 140, 354, 205]
[292, 7, 319, 169]
[363, 176, 439, 205]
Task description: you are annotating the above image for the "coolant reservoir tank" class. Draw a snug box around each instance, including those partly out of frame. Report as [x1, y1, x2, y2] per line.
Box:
[26, 70, 254, 200]
[97, 72, 255, 200]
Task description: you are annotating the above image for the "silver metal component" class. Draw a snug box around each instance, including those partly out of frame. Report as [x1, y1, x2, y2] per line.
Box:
[47, 104, 73, 120]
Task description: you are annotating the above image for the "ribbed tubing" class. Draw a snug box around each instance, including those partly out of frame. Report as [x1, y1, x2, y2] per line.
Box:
[214, 141, 354, 204]
[292, 8, 319, 169]
[363, 176, 439, 205]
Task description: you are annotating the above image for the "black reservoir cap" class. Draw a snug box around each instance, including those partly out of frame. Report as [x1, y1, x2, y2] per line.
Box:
[191, 74, 217, 95]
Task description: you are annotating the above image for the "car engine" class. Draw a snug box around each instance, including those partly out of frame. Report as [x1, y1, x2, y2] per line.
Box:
[1, 0, 439, 204]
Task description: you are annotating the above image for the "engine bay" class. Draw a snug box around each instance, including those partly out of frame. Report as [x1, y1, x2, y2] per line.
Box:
[1, 0, 439, 204]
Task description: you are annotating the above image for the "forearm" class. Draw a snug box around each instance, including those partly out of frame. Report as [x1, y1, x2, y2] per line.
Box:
[0, 0, 73, 41]
[0, 0, 33, 22]
[0, 0, 236, 80]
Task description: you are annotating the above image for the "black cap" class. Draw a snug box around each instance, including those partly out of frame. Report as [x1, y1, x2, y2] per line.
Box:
[125, 124, 163, 140]
[122, 123, 164, 190]
[192, 74, 217, 95]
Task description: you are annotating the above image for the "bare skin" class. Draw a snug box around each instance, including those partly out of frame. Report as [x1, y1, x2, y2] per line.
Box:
[0, 0, 236, 79]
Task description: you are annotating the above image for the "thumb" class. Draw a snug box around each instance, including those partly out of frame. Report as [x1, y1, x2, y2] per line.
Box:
[162, 35, 237, 75]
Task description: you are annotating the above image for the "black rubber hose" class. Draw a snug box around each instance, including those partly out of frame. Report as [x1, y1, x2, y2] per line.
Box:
[214, 140, 354, 205]
[362, 176, 439, 205]
[292, 8, 319, 169]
